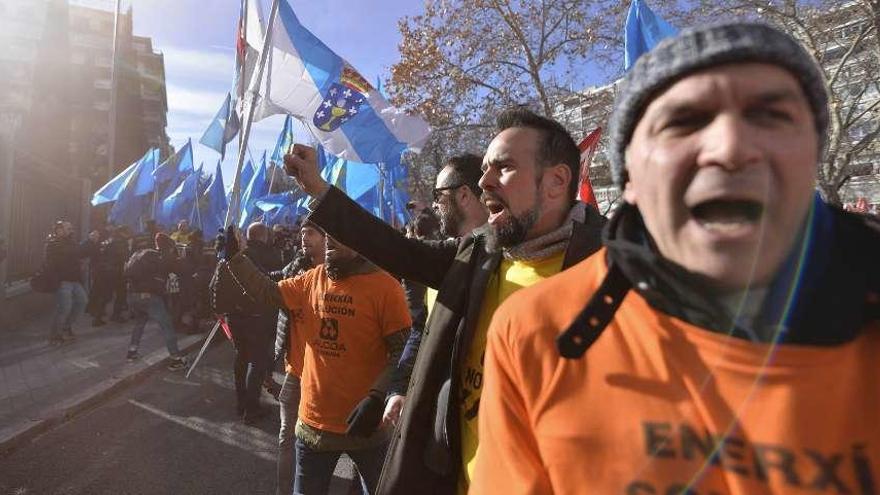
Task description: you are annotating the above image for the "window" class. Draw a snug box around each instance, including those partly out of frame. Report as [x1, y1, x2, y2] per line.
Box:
[94, 54, 112, 67]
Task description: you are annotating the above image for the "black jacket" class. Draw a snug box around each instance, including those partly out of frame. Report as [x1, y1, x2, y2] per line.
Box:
[233, 240, 283, 319]
[45, 235, 89, 283]
[127, 249, 182, 296]
[308, 186, 606, 494]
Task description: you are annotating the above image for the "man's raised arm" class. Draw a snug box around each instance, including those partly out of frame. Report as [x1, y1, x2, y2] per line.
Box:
[283, 145, 460, 289]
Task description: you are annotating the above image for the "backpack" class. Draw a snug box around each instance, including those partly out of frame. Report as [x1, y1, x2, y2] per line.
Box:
[208, 260, 268, 315]
[124, 249, 163, 286]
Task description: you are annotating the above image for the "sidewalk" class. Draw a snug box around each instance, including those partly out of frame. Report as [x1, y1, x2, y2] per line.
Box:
[0, 306, 211, 456]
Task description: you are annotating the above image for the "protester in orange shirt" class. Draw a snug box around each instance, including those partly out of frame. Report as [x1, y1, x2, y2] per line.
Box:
[220, 228, 411, 494]
[472, 23, 880, 495]
[273, 221, 325, 495]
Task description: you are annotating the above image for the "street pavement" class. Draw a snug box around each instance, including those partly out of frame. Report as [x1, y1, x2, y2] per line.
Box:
[0, 302, 206, 455]
[0, 325, 357, 494]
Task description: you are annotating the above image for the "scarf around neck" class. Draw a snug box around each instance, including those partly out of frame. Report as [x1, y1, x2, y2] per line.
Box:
[502, 202, 586, 262]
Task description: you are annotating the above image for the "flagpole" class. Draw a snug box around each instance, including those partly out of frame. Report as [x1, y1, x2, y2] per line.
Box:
[225, 0, 280, 228]
[267, 161, 277, 194]
[191, 1, 277, 381]
[106, 0, 122, 183]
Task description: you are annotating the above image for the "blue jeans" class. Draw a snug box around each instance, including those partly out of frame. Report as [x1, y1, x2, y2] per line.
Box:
[277, 373, 301, 495]
[52, 281, 88, 338]
[293, 438, 386, 495]
[128, 293, 180, 356]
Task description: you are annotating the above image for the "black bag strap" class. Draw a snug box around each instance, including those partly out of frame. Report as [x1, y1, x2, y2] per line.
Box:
[556, 262, 631, 359]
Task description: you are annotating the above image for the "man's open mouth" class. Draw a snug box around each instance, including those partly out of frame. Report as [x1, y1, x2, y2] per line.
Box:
[485, 201, 505, 215]
[690, 199, 763, 232]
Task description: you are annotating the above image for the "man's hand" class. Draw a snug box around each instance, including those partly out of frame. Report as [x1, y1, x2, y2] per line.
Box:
[88, 230, 100, 243]
[345, 391, 385, 437]
[283, 144, 329, 197]
[382, 395, 405, 429]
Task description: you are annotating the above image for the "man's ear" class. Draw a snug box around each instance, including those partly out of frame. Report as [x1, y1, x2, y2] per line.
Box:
[622, 180, 637, 205]
[544, 163, 571, 200]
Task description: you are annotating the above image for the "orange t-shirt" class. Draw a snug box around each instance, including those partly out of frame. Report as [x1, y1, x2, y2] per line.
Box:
[284, 306, 308, 377]
[278, 265, 412, 434]
[472, 248, 880, 495]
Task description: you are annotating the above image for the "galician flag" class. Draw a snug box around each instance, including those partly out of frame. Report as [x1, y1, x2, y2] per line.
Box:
[246, 0, 430, 163]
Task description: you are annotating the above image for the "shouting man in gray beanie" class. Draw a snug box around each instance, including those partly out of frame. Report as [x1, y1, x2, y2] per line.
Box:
[471, 23, 880, 494]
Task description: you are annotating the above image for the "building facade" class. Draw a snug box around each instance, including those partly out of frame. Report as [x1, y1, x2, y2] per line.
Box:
[0, 0, 169, 291]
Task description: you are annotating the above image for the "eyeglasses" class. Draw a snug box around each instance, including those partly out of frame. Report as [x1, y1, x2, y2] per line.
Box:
[432, 184, 464, 202]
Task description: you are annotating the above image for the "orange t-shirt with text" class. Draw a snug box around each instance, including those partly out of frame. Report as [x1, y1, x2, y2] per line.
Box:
[471, 248, 880, 495]
[278, 265, 411, 434]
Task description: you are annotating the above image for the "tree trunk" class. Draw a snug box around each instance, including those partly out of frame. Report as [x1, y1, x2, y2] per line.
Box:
[818, 181, 843, 206]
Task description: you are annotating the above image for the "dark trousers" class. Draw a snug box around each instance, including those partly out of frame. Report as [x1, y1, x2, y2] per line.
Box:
[229, 314, 276, 415]
[110, 274, 127, 317]
[293, 438, 386, 495]
[87, 271, 126, 319]
[87, 272, 112, 318]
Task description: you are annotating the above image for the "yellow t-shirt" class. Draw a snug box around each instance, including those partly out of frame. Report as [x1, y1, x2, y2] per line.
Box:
[458, 252, 565, 492]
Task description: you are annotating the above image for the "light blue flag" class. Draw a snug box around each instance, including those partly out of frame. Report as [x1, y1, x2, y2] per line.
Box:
[255, 191, 306, 226]
[107, 150, 157, 230]
[199, 160, 229, 236]
[380, 155, 410, 226]
[199, 93, 241, 159]
[624, 0, 677, 70]
[255, 191, 301, 212]
[130, 148, 159, 196]
[265, 203, 304, 226]
[92, 161, 139, 206]
[160, 169, 200, 228]
[251, 0, 430, 163]
[237, 151, 269, 228]
[271, 115, 295, 164]
[153, 139, 194, 188]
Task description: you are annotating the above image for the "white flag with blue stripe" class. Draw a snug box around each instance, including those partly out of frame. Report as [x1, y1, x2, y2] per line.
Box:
[249, 0, 430, 163]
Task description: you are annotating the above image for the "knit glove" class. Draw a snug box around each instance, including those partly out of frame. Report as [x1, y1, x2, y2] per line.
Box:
[345, 390, 385, 437]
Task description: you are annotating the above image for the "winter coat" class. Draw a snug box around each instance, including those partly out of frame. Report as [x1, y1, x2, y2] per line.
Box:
[44, 235, 88, 283]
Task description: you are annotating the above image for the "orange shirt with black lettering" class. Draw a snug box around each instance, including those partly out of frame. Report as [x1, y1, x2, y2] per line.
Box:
[471, 248, 880, 495]
[283, 306, 308, 377]
[278, 265, 412, 434]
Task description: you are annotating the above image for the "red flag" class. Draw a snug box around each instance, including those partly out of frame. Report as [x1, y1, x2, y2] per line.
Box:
[577, 128, 603, 207]
[219, 316, 233, 341]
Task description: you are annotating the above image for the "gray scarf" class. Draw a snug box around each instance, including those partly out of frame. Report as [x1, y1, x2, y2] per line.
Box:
[502, 203, 586, 262]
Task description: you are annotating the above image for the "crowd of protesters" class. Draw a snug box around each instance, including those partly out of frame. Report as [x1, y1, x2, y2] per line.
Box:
[214, 22, 880, 495]
[22, 21, 880, 495]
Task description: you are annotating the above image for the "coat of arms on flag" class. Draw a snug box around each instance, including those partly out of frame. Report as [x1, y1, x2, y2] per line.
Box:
[313, 65, 373, 132]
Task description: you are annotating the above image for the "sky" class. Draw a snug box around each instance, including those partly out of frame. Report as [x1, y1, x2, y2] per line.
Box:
[120, 0, 424, 181]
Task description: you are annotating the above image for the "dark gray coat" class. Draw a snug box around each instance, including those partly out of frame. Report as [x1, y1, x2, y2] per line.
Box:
[308, 186, 606, 494]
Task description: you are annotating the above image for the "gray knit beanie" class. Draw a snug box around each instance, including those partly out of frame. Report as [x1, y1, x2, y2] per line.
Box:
[608, 22, 829, 186]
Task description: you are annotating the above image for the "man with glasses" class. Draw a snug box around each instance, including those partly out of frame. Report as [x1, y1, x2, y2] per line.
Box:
[283, 107, 607, 494]
[431, 154, 488, 239]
